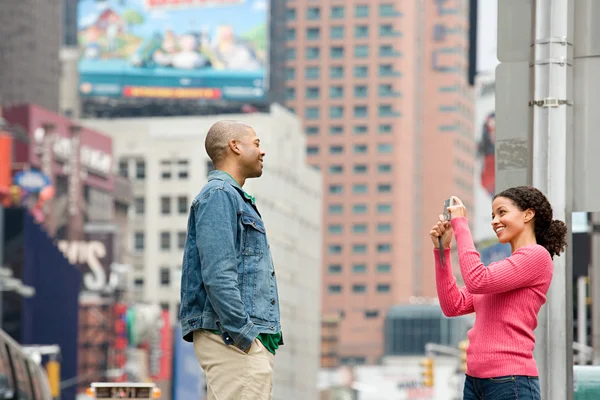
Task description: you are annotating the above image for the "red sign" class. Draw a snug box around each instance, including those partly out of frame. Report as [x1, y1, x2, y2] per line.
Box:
[151, 311, 173, 381]
[3, 104, 114, 192]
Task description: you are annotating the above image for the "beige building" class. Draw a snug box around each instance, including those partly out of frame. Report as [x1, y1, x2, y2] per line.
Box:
[284, 0, 475, 364]
[81, 104, 322, 399]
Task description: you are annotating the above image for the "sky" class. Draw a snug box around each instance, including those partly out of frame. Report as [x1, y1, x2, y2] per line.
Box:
[477, 0, 499, 74]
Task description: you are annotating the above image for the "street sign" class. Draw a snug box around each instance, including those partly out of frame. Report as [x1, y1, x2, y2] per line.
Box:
[497, 0, 533, 62]
[494, 61, 532, 192]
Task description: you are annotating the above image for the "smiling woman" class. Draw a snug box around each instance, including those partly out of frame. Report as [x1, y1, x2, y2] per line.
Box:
[428, 186, 567, 400]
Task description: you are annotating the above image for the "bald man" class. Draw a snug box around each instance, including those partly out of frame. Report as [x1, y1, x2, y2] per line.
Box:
[179, 121, 282, 400]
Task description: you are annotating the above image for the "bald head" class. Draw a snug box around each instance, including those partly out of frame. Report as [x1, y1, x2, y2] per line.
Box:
[205, 120, 253, 166]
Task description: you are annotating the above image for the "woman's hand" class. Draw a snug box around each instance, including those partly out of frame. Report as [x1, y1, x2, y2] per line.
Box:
[430, 215, 453, 249]
[447, 196, 467, 220]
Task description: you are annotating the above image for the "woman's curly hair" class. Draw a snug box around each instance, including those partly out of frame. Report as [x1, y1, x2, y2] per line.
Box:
[494, 186, 567, 258]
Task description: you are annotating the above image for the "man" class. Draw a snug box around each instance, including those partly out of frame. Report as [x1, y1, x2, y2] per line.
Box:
[180, 120, 282, 400]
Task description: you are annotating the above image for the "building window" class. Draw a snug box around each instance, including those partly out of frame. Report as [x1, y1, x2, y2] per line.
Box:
[378, 204, 392, 214]
[328, 244, 342, 254]
[306, 107, 320, 119]
[354, 106, 368, 118]
[178, 231, 186, 249]
[353, 224, 367, 234]
[378, 164, 392, 173]
[118, 160, 128, 178]
[286, 87, 296, 100]
[287, 48, 296, 60]
[306, 66, 320, 79]
[328, 285, 342, 294]
[377, 243, 392, 253]
[178, 160, 189, 179]
[135, 160, 146, 179]
[160, 302, 170, 311]
[329, 185, 343, 194]
[329, 204, 343, 214]
[331, 6, 344, 19]
[286, 28, 296, 40]
[354, 45, 369, 58]
[379, 124, 393, 134]
[331, 46, 344, 59]
[134, 278, 144, 288]
[377, 264, 391, 273]
[380, 4, 399, 16]
[306, 126, 319, 135]
[329, 165, 343, 174]
[307, 27, 320, 39]
[330, 126, 343, 135]
[328, 224, 343, 234]
[353, 244, 367, 254]
[134, 232, 144, 251]
[377, 223, 392, 233]
[178, 196, 188, 214]
[354, 164, 367, 174]
[307, 146, 319, 155]
[330, 66, 344, 78]
[353, 284, 366, 293]
[353, 204, 367, 214]
[331, 26, 344, 38]
[353, 264, 367, 273]
[354, 125, 368, 135]
[306, 47, 320, 59]
[378, 143, 393, 154]
[354, 65, 368, 78]
[161, 196, 171, 215]
[286, 8, 296, 20]
[354, 85, 368, 98]
[307, 6, 320, 19]
[328, 265, 342, 274]
[353, 184, 367, 194]
[286, 68, 296, 79]
[354, 144, 367, 154]
[330, 106, 344, 118]
[160, 160, 172, 179]
[160, 232, 171, 251]
[377, 284, 391, 293]
[355, 5, 369, 17]
[206, 160, 215, 176]
[134, 197, 145, 215]
[330, 145, 344, 154]
[330, 86, 344, 98]
[378, 184, 392, 193]
[160, 267, 170, 286]
[365, 310, 379, 319]
[355, 25, 369, 38]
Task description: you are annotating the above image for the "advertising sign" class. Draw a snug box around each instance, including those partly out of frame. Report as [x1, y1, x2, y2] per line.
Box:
[172, 326, 206, 400]
[13, 170, 51, 193]
[77, 0, 268, 102]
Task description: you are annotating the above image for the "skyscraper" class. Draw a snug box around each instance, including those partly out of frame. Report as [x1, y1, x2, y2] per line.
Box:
[285, 0, 475, 365]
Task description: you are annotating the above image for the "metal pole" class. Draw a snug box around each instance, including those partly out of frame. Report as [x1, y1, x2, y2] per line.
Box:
[531, 0, 574, 398]
[577, 276, 588, 364]
[591, 212, 600, 364]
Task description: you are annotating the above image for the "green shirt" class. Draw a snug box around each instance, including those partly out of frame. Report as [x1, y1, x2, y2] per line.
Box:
[209, 171, 282, 356]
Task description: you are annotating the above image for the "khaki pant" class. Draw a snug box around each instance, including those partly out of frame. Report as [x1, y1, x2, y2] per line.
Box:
[193, 330, 275, 400]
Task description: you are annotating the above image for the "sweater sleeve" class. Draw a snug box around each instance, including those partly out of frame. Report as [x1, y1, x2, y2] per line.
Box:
[434, 248, 475, 317]
[451, 217, 553, 294]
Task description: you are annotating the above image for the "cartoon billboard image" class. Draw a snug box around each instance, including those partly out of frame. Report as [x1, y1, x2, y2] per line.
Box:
[78, 0, 268, 101]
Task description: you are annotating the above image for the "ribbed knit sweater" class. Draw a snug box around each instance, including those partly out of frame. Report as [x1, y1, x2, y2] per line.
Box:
[434, 217, 553, 378]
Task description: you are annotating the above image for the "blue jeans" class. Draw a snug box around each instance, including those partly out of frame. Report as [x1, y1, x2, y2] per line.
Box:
[463, 375, 541, 399]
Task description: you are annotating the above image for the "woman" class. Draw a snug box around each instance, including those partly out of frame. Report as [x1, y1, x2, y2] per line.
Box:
[429, 186, 567, 399]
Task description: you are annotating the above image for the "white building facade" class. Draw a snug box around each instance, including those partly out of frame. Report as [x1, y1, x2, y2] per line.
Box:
[81, 104, 322, 399]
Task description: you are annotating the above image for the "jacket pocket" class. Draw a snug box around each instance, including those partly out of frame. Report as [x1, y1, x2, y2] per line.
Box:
[241, 213, 267, 256]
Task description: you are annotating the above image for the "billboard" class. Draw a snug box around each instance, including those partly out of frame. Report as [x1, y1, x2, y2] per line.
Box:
[77, 0, 269, 102]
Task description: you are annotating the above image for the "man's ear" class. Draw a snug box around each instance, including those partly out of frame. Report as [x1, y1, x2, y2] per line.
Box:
[524, 208, 535, 223]
[229, 139, 241, 155]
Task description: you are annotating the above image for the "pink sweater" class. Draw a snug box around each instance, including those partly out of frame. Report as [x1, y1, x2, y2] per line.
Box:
[434, 217, 553, 378]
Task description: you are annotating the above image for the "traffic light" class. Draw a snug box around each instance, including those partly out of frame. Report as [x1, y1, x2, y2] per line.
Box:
[46, 359, 60, 397]
[420, 357, 434, 388]
[458, 340, 469, 372]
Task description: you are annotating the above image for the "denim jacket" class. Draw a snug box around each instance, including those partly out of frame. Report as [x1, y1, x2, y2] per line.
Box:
[180, 170, 282, 351]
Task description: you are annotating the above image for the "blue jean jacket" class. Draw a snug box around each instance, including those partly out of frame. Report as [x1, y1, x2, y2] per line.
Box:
[179, 170, 282, 351]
